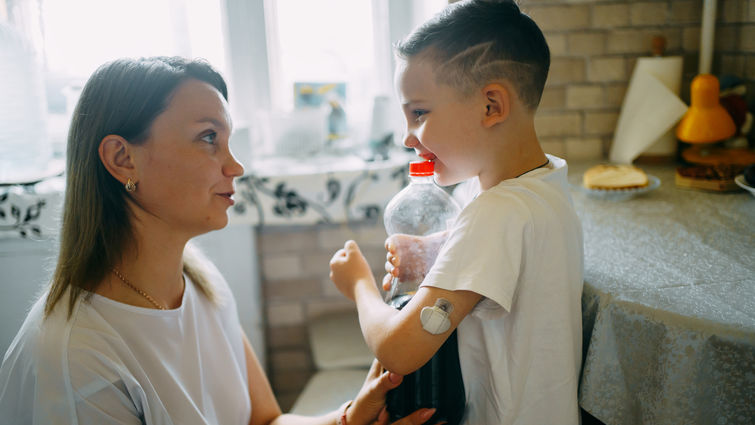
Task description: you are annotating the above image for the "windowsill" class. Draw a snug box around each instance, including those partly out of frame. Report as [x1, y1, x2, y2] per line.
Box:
[230, 149, 414, 227]
[249, 149, 413, 176]
[0, 149, 417, 239]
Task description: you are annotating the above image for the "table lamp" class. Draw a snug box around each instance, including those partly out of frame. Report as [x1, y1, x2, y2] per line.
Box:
[675, 0, 754, 166]
[675, 74, 735, 144]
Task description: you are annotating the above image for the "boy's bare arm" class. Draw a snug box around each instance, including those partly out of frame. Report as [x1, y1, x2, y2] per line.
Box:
[330, 240, 481, 375]
[355, 282, 481, 375]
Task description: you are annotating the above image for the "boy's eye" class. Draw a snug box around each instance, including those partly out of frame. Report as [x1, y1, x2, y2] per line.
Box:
[200, 131, 217, 144]
[413, 109, 428, 122]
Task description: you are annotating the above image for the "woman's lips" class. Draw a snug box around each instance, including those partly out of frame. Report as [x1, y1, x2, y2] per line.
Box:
[419, 153, 437, 161]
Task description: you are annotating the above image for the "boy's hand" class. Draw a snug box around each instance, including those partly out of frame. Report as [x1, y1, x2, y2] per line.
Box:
[383, 233, 445, 292]
[330, 240, 375, 301]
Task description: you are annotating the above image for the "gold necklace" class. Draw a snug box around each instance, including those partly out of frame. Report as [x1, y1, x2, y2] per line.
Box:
[112, 268, 166, 310]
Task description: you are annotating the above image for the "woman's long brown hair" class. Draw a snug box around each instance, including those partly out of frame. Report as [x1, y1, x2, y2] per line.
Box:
[45, 57, 228, 318]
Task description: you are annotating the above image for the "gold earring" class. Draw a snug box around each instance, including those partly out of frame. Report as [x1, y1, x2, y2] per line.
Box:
[125, 178, 137, 192]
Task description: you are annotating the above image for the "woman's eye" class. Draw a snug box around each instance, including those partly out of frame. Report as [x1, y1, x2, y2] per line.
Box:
[200, 131, 217, 144]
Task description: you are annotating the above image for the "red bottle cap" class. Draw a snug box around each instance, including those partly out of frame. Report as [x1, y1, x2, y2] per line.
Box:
[409, 160, 434, 176]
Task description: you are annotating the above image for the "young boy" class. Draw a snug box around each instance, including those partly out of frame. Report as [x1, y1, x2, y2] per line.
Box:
[329, 1, 584, 424]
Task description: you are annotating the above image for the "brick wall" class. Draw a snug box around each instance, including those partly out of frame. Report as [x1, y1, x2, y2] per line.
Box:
[527, 0, 755, 159]
[258, 222, 389, 410]
[261, 0, 755, 411]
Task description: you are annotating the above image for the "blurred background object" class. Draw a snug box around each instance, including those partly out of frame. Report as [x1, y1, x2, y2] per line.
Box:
[0, 0, 52, 183]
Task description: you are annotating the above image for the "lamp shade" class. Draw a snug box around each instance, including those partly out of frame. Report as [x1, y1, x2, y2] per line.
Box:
[675, 74, 736, 144]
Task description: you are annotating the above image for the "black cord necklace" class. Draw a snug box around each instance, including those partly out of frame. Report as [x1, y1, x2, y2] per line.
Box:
[515, 158, 550, 178]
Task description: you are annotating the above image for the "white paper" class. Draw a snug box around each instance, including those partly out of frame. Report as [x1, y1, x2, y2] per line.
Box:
[609, 57, 688, 164]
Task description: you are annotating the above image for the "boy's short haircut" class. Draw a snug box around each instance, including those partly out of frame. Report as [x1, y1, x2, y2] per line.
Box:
[395, 0, 550, 111]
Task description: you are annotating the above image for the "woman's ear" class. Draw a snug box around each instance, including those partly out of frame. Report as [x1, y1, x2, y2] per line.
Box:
[481, 83, 510, 128]
[98, 135, 136, 185]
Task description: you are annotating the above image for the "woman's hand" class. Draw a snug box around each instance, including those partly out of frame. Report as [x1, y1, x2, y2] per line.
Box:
[329, 240, 375, 301]
[382, 233, 446, 292]
[347, 360, 436, 425]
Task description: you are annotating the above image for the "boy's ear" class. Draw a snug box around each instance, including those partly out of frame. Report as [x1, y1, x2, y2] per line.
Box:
[98, 135, 137, 185]
[481, 83, 510, 128]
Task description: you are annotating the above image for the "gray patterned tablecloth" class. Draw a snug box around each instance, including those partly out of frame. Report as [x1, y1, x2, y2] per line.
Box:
[568, 162, 755, 425]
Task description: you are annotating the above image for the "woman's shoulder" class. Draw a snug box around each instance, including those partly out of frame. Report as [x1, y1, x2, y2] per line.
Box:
[4, 289, 138, 373]
[0, 290, 152, 422]
[0, 291, 98, 419]
[2, 291, 86, 367]
[1, 294, 48, 368]
[0, 295, 53, 419]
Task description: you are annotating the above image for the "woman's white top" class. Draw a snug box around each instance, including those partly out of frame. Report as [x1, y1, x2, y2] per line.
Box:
[0, 269, 251, 425]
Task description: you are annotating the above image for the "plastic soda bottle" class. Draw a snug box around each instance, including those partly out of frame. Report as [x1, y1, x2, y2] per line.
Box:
[382, 160, 465, 425]
[383, 160, 461, 306]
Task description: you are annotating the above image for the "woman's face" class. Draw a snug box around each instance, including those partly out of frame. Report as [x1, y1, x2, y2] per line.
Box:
[131, 78, 244, 238]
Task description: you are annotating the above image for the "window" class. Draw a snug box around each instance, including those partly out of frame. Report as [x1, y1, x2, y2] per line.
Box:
[226, 0, 448, 159]
[42, 0, 226, 80]
[0, 0, 448, 181]
[41, 0, 227, 158]
[268, 0, 377, 111]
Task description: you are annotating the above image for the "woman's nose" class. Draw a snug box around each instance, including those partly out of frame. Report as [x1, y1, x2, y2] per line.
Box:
[224, 151, 245, 177]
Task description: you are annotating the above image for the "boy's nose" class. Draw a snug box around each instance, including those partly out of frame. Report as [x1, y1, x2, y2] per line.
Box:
[403, 132, 420, 149]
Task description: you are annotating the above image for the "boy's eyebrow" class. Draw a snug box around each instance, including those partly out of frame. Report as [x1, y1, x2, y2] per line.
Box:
[401, 102, 418, 112]
[401, 99, 426, 107]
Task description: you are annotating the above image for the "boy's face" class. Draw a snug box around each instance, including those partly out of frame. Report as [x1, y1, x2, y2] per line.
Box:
[395, 57, 485, 187]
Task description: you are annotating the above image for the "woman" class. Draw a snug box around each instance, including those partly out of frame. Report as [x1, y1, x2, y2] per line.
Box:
[0, 57, 433, 425]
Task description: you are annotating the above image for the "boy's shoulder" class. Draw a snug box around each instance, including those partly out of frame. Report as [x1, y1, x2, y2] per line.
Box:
[456, 157, 574, 230]
[485, 156, 569, 196]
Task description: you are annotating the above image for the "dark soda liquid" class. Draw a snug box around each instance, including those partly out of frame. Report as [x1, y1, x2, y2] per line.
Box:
[387, 293, 414, 310]
[386, 295, 466, 425]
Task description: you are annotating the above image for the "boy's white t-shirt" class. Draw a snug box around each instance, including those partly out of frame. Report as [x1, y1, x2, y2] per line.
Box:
[424, 155, 584, 425]
[0, 267, 251, 424]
